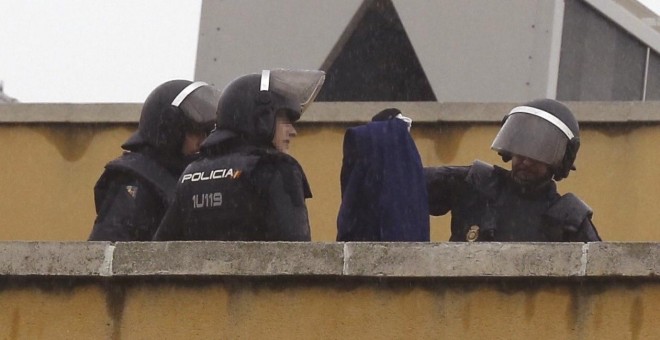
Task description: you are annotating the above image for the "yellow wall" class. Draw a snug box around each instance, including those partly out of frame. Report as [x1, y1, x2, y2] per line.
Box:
[2, 280, 659, 339]
[1, 122, 659, 241]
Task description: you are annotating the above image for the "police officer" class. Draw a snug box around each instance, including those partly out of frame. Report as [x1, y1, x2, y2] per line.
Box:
[88, 80, 219, 241]
[153, 69, 325, 241]
[425, 99, 601, 242]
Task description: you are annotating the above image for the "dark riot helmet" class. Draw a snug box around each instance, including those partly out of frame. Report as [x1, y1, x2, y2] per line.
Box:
[122, 80, 220, 156]
[491, 99, 580, 181]
[201, 69, 325, 147]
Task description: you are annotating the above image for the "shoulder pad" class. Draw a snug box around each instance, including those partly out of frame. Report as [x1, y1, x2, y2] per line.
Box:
[105, 152, 177, 204]
[465, 160, 498, 199]
[545, 193, 593, 226]
[231, 153, 261, 171]
[199, 152, 261, 179]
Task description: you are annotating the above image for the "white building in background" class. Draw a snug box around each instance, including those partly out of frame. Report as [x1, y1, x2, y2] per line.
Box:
[195, 0, 660, 102]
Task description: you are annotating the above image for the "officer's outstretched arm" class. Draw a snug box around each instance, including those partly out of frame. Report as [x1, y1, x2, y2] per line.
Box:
[424, 166, 470, 216]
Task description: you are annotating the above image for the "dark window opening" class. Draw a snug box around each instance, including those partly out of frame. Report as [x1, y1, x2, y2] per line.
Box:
[316, 0, 436, 101]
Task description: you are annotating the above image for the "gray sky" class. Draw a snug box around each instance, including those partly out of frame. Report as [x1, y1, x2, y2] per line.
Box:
[639, 0, 660, 12]
[1, 0, 659, 103]
[0, 0, 201, 103]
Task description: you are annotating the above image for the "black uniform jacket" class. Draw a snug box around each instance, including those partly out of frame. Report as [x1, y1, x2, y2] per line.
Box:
[88, 152, 177, 241]
[153, 144, 312, 241]
[425, 160, 601, 242]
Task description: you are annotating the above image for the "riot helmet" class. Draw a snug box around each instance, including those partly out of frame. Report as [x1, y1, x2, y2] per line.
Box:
[123, 80, 220, 157]
[491, 99, 580, 181]
[202, 69, 325, 148]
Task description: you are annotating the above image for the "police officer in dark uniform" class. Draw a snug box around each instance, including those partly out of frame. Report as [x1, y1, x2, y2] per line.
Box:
[153, 69, 325, 241]
[425, 99, 601, 242]
[88, 80, 219, 241]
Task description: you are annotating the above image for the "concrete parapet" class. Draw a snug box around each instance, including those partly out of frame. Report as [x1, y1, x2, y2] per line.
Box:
[0, 242, 658, 279]
[0, 103, 141, 123]
[112, 242, 344, 276]
[0, 241, 110, 276]
[343, 242, 587, 277]
[586, 242, 660, 277]
[4, 102, 660, 124]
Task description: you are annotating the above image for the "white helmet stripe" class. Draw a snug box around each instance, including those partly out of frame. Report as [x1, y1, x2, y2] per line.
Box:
[260, 70, 270, 91]
[171, 81, 208, 107]
[508, 105, 575, 139]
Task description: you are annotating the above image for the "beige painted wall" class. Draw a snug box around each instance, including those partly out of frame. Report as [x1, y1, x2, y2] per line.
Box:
[1, 280, 659, 339]
[0, 121, 659, 241]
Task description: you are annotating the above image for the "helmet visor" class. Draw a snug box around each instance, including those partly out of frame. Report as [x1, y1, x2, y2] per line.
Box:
[265, 69, 325, 114]
[491, 113, 568, 166]
[172, 81, 221, 126]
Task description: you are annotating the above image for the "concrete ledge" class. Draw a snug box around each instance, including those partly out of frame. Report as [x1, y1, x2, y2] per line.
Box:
[113, 242, 344, 276]
[0, 242, 658, 279]
[343, 242, 586, 277]
[4, 102, 660, 124]
[586, 242, 660, 277]
[0, 103, 141, 123]
[0, 242, 110, 276]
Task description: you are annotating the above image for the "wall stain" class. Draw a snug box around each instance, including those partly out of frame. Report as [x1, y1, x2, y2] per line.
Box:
[9, 308, 19, 340]
[432, 285, 448, 324]
[592, 298, 604, 331]
[594, 124, 636, 138]
[35, 124, 97, 162]
[567, 286, 589, 338]
[630, 296, 643, 340]
[566, 283, 609, 339]
[592, 124, 641, 139]
[461, 298, 472, 330]
[417, 124, 470, 164]
[524, 290, 537, 322]
[104, 283, 127, 340]
[226, 280, 254, 339]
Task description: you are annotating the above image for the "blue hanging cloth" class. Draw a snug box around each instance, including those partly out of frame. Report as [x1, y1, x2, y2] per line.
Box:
[337, 118, 429, 241]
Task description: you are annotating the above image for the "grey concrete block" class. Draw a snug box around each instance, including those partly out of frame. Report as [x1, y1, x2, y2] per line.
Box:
[0, 103, 141, 123]
[0, 241, 110, 276]
[586, 242, 660, 277]
[4, 102, 660, 125]
[112, 242, 344, 276]
[0, 242, 657, 279]
[343, 242, 586, 277]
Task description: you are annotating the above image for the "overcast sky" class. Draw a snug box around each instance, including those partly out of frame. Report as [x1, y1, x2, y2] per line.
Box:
[1, 0, 659, 103]
[642, 0, 660, 12]
[0, 1, 202, 103]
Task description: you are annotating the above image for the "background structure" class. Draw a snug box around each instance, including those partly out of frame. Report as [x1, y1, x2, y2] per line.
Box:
[196, 0, 660, 102]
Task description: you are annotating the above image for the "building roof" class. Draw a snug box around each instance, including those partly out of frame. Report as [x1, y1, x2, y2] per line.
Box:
[588, 0, 660, 53]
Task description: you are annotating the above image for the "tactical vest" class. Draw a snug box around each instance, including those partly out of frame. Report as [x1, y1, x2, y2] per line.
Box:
[451, 160, 592, 242]
[94, 151, 177, 211]
[176, 149, 297, 240]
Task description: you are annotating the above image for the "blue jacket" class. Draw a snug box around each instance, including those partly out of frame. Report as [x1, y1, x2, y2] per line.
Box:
[337, 119, 430, 241]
